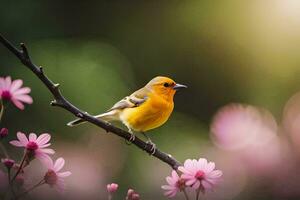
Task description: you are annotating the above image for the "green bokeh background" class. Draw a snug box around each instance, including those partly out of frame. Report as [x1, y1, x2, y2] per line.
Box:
[1, 0, 300, 199]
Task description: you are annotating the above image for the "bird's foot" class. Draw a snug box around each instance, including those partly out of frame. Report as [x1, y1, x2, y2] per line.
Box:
[125, 133, 136, 145]
[146, 141, 156, 155]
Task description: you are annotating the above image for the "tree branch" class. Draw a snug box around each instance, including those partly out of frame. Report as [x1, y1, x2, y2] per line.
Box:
[0, 34, 181, 170]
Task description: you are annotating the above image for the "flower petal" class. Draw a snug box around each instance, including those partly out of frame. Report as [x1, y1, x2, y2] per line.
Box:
[36, 153, 52, 167]
[37, 148, 55, 154]
[13, 87, 31, 95]
[29, 133, 37, 141]
[161, 185, 174, 190]
[36, 133, 51, 146]
[10, 79, 23, 92]
[208, 170, 223, 179]
[57, 171, 71, 178]
[192, 181, 200, 189]
[54, 158, 65, 172]
[0, 77, 5, 88]
[198, 158, 208, 170]
[186, 178, 197, 186]
[202, 180, 213, 190]
[39, 143, 51, 148]
[17, 132, 28, 145]
[5, 77, 12, 88]
[14, 95, 33, 104]
[205, 162, 216, 173]
[55, 178, 65, 193]
[9, 140, 24, 147]
[11, 99, 25, 110]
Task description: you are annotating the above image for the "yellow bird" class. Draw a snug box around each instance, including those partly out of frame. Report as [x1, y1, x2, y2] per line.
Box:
[67, 76, 187, 153]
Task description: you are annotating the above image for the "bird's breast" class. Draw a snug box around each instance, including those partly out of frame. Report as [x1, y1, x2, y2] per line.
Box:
[121, 95, 174, 132]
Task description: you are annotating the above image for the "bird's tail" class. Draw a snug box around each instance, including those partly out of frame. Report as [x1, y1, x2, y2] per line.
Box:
[67, 110, 119, 127]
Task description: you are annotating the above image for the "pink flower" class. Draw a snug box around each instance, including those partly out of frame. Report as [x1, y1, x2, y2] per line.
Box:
[107, 183, 118, 193]
[0, 128, 8, 138]
[161, 170, 185, 198]
[126, 189, 140, 200]
[1, 158, 15, 169]
[179, 158, 222, 192]
[43, 157, 71, 192]
[0, 76, 33, 110]
[10, 132, 54, 161]
[210, 104, 277, 150]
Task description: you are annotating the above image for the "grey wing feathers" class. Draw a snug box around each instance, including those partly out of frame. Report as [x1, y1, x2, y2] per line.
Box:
[107, 87, 149, 111]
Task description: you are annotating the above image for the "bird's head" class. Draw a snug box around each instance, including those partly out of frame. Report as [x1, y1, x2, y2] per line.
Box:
[146, 76, 187, 100]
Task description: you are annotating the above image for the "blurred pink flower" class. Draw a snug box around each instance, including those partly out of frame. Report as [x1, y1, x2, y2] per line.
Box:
[126, 189, 140, 200]
[0, 76, 33, 110]
[10, 132, 54, 161]
[179, 158, 222, 192]
[161, 170, 185, 198]
[0, 128, 8, 138]
[211, 104, 277, 150]
[107, 183, 118, 193]
[211, 104, 281, 174]
[43, 157, 71, 192]
[1, 158, 15, 169]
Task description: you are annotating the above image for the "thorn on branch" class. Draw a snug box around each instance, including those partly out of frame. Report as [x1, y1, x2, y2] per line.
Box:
[76, 113, 83, 118]
[50, 100, 58, 106]
[53, 83, 60, 89]
[39, 66, 44, 74]
[20, 43, 29, 59]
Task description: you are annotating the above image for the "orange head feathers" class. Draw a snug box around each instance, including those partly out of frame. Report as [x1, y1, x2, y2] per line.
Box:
[145, 76, 187, 101]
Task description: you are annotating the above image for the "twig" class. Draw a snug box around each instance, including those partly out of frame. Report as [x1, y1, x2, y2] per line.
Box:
[0, 34, 182, 170]
[0, 101, 4, 121]
[196, 189, 200, 200]
[183, 189, 190, 200]
[11, 152, 27, 183]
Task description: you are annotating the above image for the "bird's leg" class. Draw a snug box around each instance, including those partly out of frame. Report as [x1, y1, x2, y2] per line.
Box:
[142, 132, 156, 155]
[125, 128, 135, 145]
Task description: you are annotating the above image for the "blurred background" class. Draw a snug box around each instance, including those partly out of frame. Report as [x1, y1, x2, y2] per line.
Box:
[1, 0, 300, 199]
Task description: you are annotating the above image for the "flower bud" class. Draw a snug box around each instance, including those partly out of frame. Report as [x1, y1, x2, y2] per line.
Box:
[127, 189, 135, 197]
[126, 189, 140, 200]
[107, 183, 118, 193]
[131, 193, 140, 200]
[0, 128, 8, 138]
[1, 158, 15, 169]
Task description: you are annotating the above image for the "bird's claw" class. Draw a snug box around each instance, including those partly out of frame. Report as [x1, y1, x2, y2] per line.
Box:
[125, 133, 135, 145]
[146, 141, 156, 155]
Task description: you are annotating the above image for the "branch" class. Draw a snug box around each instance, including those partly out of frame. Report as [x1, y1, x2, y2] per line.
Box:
[0, 34, 181, 170]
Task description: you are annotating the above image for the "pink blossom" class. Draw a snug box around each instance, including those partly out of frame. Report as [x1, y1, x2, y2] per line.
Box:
[0, 128, 8, 138]
[0, 76, 33, 110]
[10, 132, 54, 161]
[107, 183, 118, 193]
[161, 170, 185, 198]
[210, 104, 277, 150]
[126, 189, 140, 200]
[43, 157, 71, 192]
[1, 158, 15, 169]
[179, 158, 222, 192]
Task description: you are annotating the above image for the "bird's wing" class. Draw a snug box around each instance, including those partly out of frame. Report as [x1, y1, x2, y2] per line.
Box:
[107, 87, 149, 111]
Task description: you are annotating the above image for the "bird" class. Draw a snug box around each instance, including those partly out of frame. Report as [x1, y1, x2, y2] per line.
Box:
[67, 76, 187, 154]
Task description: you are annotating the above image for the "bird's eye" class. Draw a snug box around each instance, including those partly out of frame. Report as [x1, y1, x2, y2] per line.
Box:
[163, 82, 169, 87]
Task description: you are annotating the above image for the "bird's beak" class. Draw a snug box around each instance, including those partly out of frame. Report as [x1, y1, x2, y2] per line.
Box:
[173, 83, 187, 90]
